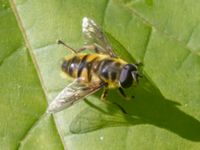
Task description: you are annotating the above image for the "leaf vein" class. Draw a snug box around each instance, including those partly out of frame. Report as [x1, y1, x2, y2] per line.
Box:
[176, 51, 190, 70]
[123, 3, 200, 57]
[0, 47, 21, 67]
[16, 113, 47, 150]
[186, 23, 199, 46]
[102, 0, 110, 26]
[142, 27, 152, 61]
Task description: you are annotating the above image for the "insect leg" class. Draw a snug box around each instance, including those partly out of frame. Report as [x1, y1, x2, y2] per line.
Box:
[118, 87, 134, 100]
[113, 102, 127, 114]
[100, 88, 109, 100]
[57, 40, 77, 54]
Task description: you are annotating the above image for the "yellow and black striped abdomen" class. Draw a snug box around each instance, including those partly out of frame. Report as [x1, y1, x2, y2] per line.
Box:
[61, 54, 127, 88]
[62, 54, 101, 82]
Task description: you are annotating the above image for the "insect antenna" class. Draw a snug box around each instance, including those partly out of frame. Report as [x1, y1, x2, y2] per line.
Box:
[57, 40, 77, 54]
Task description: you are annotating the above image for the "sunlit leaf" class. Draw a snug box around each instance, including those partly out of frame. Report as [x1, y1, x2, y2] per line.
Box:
[0, 0, 199, 149]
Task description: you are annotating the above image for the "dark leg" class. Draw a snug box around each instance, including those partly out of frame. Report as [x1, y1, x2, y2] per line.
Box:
[101, 88, 109, 100]
[119, 87, 126, 97]
[118, 87, 134, 100]
[113, 102, 127, 114]
[100, 89, 128, 114]
[57, 40, 77, 54]
[99, 87, 128, 114]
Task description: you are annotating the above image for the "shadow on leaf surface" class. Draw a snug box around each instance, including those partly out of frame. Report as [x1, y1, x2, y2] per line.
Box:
[70, 76, 200, 141]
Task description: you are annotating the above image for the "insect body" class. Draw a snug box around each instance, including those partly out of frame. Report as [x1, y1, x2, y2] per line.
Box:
[47, 17, 140, 113]
[62, 53, 136, 88]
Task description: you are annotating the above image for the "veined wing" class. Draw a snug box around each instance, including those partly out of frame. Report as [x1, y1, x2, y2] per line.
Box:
[82, 17, 117, 58]
[47, 79, 106, 113]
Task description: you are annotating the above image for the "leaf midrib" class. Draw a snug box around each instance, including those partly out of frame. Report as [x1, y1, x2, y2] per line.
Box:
[9, 0, 66, 149]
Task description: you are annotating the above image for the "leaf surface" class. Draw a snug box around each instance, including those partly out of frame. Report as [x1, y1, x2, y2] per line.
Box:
[1, 0, 199, 149]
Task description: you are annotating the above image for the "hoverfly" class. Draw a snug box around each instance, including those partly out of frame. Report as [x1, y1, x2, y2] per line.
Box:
[47, 17, 141, 113]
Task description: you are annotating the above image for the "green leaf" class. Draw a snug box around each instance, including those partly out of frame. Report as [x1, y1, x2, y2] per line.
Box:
[0, 1, 63, 150]
[1, 0, 199, 149]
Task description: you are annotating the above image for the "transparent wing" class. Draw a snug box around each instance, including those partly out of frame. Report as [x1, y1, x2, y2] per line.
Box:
[82, 17, 117, 57]
[47, 79, 106, 113]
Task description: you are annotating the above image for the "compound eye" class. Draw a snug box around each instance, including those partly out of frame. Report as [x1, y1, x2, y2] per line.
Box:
[119, 68, 133, 88]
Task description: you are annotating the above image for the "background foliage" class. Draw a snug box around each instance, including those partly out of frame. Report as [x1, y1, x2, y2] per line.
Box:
[0, 0, 200, 149]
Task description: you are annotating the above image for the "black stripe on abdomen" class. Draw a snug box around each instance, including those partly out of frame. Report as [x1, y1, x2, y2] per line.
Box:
[87, 57, 98, 81]
[61, 56, 81, 77]
[77, 54, 98, 81]
[61, 60, 69, 73]
[77, 54, 89, 78]
[69, 56, 81, 76]
[98, 59, 114, 79]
